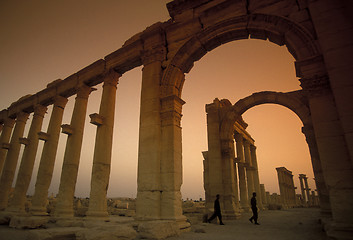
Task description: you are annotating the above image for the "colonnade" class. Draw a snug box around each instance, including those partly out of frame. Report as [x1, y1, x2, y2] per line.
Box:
[0, 70, 120, 218]
[276, 167, 297, 208]
[203, 98, 264, 219]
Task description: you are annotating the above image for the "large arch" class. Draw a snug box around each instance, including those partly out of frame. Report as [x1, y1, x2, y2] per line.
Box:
[219, 90, 311, 140]
[161, 14, 322, 98]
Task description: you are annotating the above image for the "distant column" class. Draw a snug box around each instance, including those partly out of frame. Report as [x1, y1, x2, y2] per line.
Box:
[303, 175, 311, 206]
[86, 70, 120, 218]
[299, 174, 307, 205]
[30, 96, 68, 215]
[243, 140, 254, 200]
[234, 133, 249, 211]
[55, 85, 94, 217]
[0, 111, 30, 210]
[276, 167, 288, 209]
[260, 184, 267, 206]
[0, 117, 15, 177]
[7, 105, 47, 213]
[250, 145, 263, 210]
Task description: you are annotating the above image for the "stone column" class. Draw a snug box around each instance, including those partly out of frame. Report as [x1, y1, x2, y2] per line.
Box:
[0, 117, 15, 177]
[136, 52, 163, 220]
[260, 184, 267, 206]
[250, 145, 263, 210]
[7, 105, 47, 213]
[299, 72, 353, 237]
[243, 140, 254, 201]
[299, 174, 307, 205]
[30, 96, 68, 215]
[220, 138, 240, 219]
[160, 95, 185, 221]
[302, 125, 331, 214]
[55, 85, 94, 217]
[86, 70, 120, 218]
[234, 133, 249, 211]
[276, 167, 288, 209]
[0, 111, 29, 210]
[303, 175, 311, 206]
[204, 101, 224, 214]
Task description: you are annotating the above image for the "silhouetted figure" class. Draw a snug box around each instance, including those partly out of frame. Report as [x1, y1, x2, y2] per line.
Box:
[249, 192, 260, 225]
[207, 194, 224, 225]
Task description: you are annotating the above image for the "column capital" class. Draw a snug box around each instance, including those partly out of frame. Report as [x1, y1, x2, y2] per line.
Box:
[250, 144, 257, 151]
[3, 118, 15, 128]
[53, 96, 68, 109]
[103, 70, 121, 87]
[16, 112, 30, 123]
[234, 132, 243, 142]
[76, 84, 96, 99]
[33, 105, 48, 117]
[19, 137, 30, 146]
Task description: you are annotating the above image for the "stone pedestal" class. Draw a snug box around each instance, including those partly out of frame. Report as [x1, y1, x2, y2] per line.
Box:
[30, 96, 68, 215]
[86, 71, 120, 218]
[7, 105, 47, 213]
[0, 112, 30, 210]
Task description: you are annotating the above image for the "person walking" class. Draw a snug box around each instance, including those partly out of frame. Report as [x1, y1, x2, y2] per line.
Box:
[249, 192, 260, 225]
[207, 194, 224, 225]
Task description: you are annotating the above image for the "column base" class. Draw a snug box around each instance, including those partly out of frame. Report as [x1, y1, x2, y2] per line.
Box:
[54, 208, 74, 218]
[30, 206, 49, 216]
[85, 210, 109, 219]
[326, 222, 353, 240]
[223, 211, 241, 220]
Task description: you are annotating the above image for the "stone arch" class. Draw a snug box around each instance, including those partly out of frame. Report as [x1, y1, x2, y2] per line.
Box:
[161, 14, 322, 98]
[219, 90, 311, 140]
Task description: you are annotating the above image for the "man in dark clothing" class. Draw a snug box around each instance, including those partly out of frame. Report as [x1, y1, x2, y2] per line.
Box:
[249, 192, 260, 225]
[207, 194, 224, 225]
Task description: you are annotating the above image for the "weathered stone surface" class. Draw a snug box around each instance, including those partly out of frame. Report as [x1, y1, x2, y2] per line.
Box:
[9, 216, 49, 229]
[138, 220, 180, 239]
[27, 227, 83, 240]
[76, 224, 137, 240]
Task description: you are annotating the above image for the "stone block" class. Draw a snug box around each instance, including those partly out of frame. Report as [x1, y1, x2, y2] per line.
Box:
[138, 220, 180, 239]
[9, 216, 49, 229]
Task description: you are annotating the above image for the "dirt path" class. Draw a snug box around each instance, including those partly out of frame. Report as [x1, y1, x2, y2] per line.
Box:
[171, 208, 327, 240]
[0, 208, 327, 240]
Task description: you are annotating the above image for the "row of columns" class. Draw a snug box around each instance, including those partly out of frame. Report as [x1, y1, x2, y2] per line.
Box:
[234, 132, 263, 211]
[276, 167, 297, 208]
[0, 71, 120, 218]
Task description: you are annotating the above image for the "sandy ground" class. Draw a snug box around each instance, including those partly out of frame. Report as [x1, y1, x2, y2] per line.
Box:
[171, 208, 327, 240]
[0, 208, 327, 240]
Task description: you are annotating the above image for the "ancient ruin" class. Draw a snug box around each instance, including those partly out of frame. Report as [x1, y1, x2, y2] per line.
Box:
[0, 0, 352, 239]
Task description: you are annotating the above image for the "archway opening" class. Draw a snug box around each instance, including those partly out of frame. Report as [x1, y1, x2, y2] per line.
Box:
[180, 38, 313, 200]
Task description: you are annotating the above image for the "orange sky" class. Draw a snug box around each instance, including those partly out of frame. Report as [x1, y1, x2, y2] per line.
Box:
[0, 0, 315, 199]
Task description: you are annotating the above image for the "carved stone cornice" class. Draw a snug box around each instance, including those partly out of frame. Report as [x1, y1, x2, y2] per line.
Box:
[299, 75, 331, 97]
[161, 95, 185, 127]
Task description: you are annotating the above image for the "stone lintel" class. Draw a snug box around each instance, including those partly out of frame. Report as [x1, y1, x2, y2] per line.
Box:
[38, 132, 50, 142]
[89, 113, 104, 126]
[77, 60, 106, 87]
[19, 137, 30, 146]
[61, 124, 74, 135]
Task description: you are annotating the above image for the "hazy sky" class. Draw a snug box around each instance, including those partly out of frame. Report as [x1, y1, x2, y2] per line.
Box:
[0, 0, 315, 199]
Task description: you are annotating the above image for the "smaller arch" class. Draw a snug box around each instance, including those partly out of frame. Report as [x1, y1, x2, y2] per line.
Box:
[220, 90, 311, 140]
